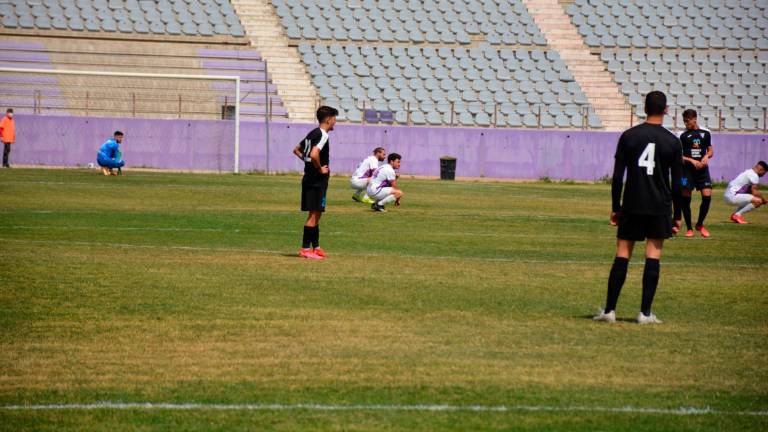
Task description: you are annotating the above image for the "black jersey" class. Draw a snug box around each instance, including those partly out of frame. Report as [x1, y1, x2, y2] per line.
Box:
[611, 123, 683, 215]
[299, 127, 330, 183]
[679, 128, 711, 163]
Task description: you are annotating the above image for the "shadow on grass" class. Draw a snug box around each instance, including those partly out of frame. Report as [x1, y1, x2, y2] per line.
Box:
[575, 314, 637, 323]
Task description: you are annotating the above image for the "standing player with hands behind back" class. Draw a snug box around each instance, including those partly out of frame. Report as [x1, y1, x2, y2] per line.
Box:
[594, 91, 683, 325]
[293, 106, 338, 260]
[675, 109, 713, 238]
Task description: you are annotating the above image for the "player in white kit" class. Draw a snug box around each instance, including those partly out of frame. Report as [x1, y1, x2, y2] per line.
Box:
[725, 161, 767, 224]
[368, 153, 403, 212]
[350, 147, 386, 204]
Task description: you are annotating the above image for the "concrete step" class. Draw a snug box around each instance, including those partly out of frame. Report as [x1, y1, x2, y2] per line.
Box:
[525, 0, 630, 131]
[232, 0, 318, 121]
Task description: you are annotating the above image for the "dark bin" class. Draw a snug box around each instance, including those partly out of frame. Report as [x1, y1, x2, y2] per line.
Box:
[440, 156, 457, 180]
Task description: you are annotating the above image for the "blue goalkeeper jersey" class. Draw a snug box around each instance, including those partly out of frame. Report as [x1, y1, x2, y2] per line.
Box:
[98, 139, 120, 161]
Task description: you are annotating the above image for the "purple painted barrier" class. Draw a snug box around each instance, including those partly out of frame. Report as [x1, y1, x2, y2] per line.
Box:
[249, 122, 766, 182]
[0, 52, 52, 62]
[0, 76, 59, 84]
[0, 41, 46, 50]
[201, 60, 265, 71]
[211, 82, 277, 93]
[0, 61, 54, 70]
[11, 116, 234, 172]
[197, 48, 261, 60]
[8, 114, 767, 181]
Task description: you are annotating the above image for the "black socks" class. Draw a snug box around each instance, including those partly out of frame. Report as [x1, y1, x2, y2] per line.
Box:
[302, 226, 320, 249]
[302, 226, 312, 249]
[605, 257, 662, 316]
[641, 258, 660, 316]
[312, 226, 320, 248]
[605, 257, 629, 313]
[682, 194, 711, 230]
[681, 196, 693, 230]
[696, 196, 711, 228]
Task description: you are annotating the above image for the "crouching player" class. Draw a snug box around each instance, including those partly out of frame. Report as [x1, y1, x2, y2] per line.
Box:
[350, 147, 386, 204]
[368, 153, 403, 212]
[725, 161, 767, 224]
[97, 130, 125, 176]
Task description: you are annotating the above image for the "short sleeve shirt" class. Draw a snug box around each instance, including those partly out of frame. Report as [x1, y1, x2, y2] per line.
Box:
[352, 155, 380, 180]
[679, 128, 711, 164]
[727, 169, 759, 195]
[300, 127, 329, 183]
[368, 164, 396, 194]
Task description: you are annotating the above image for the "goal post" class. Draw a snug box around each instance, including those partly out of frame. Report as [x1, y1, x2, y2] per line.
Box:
[0, 67, 242, 173]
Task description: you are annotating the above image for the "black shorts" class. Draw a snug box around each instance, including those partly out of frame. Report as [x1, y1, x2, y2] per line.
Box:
[617, 213, 673, 241]
[301, 176, 328, 212]
[682, 165, 712, 191]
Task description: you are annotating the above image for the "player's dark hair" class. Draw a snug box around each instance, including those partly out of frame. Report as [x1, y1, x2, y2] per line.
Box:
[388, 153, 401, 163]
[682, 109, 697, 120]
[644, 91, 667, 116]
[373, 147, 385, 154]
[316, 106, 338, 123]
[6, 108, 12, 113]
[114, 130, 123, 136]
[758, 161, 768, 171]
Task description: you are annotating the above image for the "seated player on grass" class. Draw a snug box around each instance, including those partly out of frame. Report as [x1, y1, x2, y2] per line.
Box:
[97, 131, 125, 176]
[725, 161, 767, 224]
[367, 153, 403, 212]
[350, 147, 386, 204]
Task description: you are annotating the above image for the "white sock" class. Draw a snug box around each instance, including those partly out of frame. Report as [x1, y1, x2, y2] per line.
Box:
[736, 204, 755, 216]
[378, 194, 397, 206]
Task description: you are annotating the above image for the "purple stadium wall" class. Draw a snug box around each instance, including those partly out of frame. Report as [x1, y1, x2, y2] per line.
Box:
[9, 115, 767, 181]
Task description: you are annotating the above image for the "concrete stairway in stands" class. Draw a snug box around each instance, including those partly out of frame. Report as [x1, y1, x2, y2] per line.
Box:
[231, 0, 318, 122]
[525, 0, 631, 131]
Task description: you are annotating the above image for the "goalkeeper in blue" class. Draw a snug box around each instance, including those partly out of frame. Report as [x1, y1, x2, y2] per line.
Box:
[97, 130, 125, 176]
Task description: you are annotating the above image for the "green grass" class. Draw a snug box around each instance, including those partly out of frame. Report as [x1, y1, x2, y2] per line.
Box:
[0, 168, 766, 431]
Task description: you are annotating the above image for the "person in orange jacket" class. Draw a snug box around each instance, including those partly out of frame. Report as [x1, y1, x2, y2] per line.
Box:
[0, 108, 15, 168]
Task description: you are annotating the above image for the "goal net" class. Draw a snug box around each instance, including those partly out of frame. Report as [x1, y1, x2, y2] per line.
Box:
[0, 67, 241, 173]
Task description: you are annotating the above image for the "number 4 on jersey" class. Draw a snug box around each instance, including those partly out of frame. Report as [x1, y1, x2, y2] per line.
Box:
[639, 143, 656, 175]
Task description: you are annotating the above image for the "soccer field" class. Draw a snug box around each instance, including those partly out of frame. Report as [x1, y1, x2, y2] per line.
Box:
[0, 168, 766, 431]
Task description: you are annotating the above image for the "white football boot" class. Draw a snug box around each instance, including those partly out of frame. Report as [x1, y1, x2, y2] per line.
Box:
[636, 312, 663, 325]
[593, 309, 616, 323]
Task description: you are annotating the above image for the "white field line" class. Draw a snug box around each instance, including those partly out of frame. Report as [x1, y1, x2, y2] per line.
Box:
[0, 402, 765, 416]
[0, 237, 764, 268]
[0, 225, 589, 239]
[4, 225, 235, 233]
[1, 180, 247, 189]
[2, 180, 597, 201]
[1, 225, 756, 242]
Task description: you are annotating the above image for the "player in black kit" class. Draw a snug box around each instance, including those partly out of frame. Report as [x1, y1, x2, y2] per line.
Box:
[292, 106, 338, 260]
[674, 109, 713, 238]
[594, 91, 683, 325]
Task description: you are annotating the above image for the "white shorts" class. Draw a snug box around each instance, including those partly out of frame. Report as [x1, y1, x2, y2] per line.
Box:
[368, 187, 392, 202]
[350, 177, 369, 190]
[724, 192, 754, 207]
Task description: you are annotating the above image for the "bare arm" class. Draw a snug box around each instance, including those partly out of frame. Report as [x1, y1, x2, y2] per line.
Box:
[310, 146, 329, 174]
[293, 143, 304, 160]
[670, 145, 684, 211]
[751, 184, 763, 200]
[701, 146, 713, 166]
[683, 155, 702, 169]
[610, 143, 626, 224]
